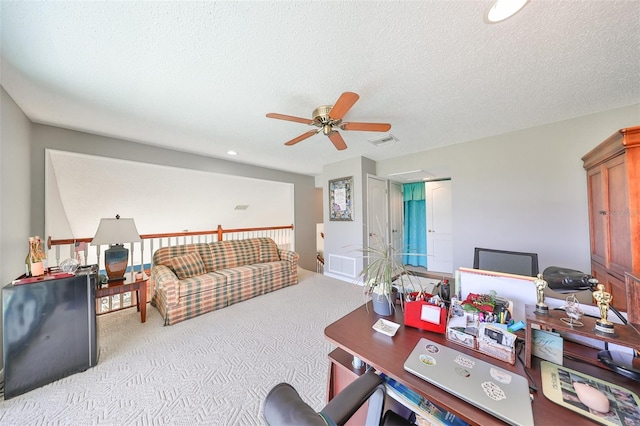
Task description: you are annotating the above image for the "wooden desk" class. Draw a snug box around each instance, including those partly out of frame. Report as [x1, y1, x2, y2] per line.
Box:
[324, 304, 638, 426]
[96, 275, 148, 323]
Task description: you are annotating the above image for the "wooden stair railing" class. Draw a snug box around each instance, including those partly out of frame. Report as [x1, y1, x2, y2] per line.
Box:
[47, 224, 295, 275]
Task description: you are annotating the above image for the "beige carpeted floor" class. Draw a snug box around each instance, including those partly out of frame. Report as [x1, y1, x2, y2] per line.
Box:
[0, 268, 365, 425]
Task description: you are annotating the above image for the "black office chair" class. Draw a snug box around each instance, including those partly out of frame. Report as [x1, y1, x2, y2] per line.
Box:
[263, 370, 413, 426]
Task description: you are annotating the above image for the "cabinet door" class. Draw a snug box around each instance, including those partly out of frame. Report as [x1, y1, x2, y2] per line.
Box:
[625, 272, 640, 324]
[591, 261, 626, 311]
[605, 155, 632, 276]
[604, 272, 627, 312]
[587, 167, 607, 266]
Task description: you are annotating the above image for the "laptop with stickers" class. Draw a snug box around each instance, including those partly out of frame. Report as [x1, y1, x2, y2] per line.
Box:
[404, 337, 534, 426]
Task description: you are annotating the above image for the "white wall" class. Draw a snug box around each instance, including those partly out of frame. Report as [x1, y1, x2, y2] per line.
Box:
[322, 156, 375, 283]
[1, 87, 32, 370]
[377, 104, 640, 274]
[31, 124, 322, 271]
[45, 150, 294, 239]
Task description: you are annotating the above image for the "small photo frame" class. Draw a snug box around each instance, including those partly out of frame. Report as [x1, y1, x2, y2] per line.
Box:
[329, 176, 354, 221]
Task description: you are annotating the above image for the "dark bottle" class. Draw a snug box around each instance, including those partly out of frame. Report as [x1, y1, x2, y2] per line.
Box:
[439, 278, 451, 302]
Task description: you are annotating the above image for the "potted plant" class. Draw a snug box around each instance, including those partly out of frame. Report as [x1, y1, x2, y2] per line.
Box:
[357, 243, 416, 315]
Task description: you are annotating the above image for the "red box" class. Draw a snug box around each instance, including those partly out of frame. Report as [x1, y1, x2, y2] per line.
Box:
[404, 293, 447, 334]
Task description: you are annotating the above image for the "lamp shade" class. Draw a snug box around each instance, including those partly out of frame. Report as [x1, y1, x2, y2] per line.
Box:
[91, 217, 141, 246]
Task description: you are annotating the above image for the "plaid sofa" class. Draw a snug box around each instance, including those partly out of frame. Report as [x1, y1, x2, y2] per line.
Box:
[150, 237, 298, 325]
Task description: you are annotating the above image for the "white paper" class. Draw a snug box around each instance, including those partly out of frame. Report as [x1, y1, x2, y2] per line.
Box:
[420, 304, 441, 324]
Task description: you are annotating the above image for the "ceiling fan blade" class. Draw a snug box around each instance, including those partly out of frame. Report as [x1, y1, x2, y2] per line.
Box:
[341, 122, 392, 132]
[284, 129, 319, 146]
[266, 113, 314, 125]
[329, 92, 359, 120]
[328, 131, 347, 151]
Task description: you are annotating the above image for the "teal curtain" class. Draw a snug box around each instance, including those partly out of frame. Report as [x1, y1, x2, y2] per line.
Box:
[403, 183, 427, 267]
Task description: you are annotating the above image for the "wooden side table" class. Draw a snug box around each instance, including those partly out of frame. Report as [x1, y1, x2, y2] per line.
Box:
[96, 275, 148, 323]
[524, 304, 640, 368]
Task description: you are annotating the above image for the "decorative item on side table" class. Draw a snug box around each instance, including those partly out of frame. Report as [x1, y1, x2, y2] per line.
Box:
[24, 236, 44, 277]
[91, 214, 141, 281]
[560, 294, 584, 327]
[356, 243, 414, 316]
[542, 266, 640, 381]
[533, 273, 549, 315]
[592, 283, 616, 336]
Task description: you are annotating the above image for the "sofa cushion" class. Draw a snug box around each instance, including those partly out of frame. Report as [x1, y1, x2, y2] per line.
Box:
[178, 272, 227, 298]
[208, 239, 261, 270]
[153, 243, 210, 268]
[170, 252, 207, 279]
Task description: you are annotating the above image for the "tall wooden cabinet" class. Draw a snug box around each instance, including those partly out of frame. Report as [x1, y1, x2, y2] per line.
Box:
[582, 126, 640, 312]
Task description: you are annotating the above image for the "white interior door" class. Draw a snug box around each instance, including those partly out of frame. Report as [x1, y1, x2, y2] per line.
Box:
[426, 180, 453, 273]
[367, 175, 388, 252]
[390, 182, 403, 256]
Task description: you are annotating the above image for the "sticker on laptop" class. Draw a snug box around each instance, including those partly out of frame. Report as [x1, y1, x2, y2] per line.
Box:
[481, 381, 507, 401]
[490, 368, 512, 384]
[455, 367, 471, 378]
[454, 354, 475, 369]
[419, 354, 436, 366]
[424, 344, 439, 354]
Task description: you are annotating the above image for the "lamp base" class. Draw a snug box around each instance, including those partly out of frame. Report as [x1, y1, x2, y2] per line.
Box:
[105, 244, 129, 281]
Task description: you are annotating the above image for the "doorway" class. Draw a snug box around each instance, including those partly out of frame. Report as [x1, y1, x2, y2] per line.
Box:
[400, 179, 453, 274]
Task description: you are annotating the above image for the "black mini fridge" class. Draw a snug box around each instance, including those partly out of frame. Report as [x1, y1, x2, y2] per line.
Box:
[2, 265, 99, 399]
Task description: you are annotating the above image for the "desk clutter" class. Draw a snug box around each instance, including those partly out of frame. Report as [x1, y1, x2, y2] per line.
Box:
[445, 292, 517, 364]
[399, 286, 519, 364]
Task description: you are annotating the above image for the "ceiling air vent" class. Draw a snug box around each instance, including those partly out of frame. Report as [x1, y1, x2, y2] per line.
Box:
[387, 170, 435, 182]
[368, 134, 398, 147]
[234, 205, 249, 210]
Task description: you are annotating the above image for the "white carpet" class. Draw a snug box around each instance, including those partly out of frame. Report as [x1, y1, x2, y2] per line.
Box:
[0, 269, 365, 425]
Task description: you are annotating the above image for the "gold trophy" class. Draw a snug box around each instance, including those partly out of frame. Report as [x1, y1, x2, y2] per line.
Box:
[534, 273, 549, 315]
[592, 284, 616, 335]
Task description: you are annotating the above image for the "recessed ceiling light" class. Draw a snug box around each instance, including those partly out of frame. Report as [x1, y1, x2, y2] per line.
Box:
[484, 0, 529, 23]
[227, 150, 238, 156]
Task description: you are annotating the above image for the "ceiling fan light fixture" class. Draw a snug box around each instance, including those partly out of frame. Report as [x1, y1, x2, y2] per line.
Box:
[484, 0, 529, 23]
[267, 92, 391, 151]
[312, 105, 333, 125]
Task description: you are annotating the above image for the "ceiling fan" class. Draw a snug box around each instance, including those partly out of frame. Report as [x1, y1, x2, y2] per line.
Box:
[266, 92, 391, 151]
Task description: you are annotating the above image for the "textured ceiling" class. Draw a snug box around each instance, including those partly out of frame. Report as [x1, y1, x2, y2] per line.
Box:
[1, 1, 639, 177]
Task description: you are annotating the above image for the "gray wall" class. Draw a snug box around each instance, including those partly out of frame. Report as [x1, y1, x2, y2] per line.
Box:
[30, 124, 321, 271]
[377, 103, 640, 274]
[1, 87, 32, 370]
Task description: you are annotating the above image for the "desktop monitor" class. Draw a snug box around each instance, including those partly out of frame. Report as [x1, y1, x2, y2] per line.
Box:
[473, 247, 539, 277]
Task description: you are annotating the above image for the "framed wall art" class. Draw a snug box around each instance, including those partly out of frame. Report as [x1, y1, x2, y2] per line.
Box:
[329, 176, 354, 221]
